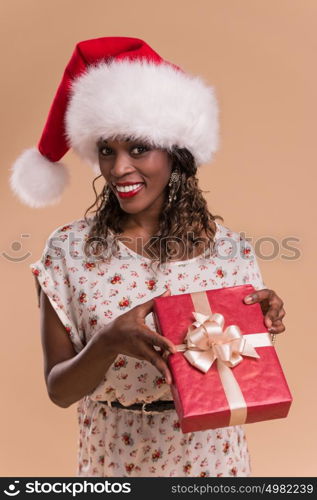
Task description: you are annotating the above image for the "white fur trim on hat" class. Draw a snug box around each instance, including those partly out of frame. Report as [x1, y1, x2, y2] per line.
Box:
[9, 147, 70, 208]
[65, 59, 219, 167]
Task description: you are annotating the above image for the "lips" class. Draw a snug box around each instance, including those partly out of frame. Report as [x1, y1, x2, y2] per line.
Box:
[115, 183, 145, 198]
[114, 182, 144, 187]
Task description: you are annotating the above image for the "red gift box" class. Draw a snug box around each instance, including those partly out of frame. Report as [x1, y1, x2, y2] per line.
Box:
[153, 284, 293, 433]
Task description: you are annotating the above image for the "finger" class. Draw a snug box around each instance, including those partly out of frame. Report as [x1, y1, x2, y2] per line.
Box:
[264, 304, 282, 328]
[244, 288, 270, 304]
[267, 308, 285, 326]
[265, 291, 285, 325]
[142, 326, 176, 354]
[162, 349, 172, 361]
[141, 344, 173, 384]
[269, 319, 286, 334]
[276, 308, 286, 320]
[244, 289, 285, 330]
[268, 291, 284, 309]
[271, 319, 284, 327]
[135, 288, 171, 318]
[244, 289, 284, 309]
[260, 291, 283, 328]
[269, 324, 286, 334]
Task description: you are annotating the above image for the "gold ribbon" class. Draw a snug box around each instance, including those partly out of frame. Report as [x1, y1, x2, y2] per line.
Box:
[175, 291, 273, 426]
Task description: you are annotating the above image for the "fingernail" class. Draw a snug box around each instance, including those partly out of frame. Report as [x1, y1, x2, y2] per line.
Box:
[244, 295, 253, 303]
[268, 327, 275, 333]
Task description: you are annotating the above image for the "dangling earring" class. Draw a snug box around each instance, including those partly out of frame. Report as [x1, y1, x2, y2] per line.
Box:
[102, 184, 111, 205]
[168, 168, 181, 203]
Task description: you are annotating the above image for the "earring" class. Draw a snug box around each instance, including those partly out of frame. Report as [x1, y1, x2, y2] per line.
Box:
[168, 168, 181, 203]
[103, 184, 111, 205]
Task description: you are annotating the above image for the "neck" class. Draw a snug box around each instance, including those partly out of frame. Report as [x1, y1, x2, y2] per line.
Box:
[122, 197, 164, 235]
[124, 215, 159, 236]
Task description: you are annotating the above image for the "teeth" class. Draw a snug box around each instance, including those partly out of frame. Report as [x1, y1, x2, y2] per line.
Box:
[116, 183, 143, 193]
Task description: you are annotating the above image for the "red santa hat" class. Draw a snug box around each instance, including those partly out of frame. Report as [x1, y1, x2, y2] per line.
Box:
[9, 36, 219, 208]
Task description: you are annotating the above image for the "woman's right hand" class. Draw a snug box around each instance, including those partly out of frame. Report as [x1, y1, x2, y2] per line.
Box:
[99, 289, 176, 384]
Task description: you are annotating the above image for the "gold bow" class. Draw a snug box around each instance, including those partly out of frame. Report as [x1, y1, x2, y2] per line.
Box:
[176, 310, 260, 373]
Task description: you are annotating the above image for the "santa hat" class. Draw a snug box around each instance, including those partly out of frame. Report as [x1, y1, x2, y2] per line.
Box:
[9, 36, 219, 208]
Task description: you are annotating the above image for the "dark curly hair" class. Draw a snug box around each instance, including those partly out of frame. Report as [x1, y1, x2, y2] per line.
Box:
[83, 146, 224, 273]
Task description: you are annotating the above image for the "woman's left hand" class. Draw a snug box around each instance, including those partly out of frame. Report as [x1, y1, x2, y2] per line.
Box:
[243, 289, 286, 335]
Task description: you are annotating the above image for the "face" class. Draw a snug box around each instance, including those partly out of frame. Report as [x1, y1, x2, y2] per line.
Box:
[97, 137, 173, 217]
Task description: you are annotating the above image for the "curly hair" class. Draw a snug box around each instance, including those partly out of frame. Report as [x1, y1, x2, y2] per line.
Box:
[83, 146, 224, 273]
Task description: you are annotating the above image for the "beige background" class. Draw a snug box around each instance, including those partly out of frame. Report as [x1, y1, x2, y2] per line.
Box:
[1, 0, 316, 477]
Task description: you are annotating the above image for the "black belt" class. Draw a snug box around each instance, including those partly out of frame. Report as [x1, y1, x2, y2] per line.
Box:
[98, 400, 175, 413]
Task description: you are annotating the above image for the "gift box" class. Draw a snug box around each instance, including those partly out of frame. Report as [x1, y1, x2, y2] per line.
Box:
[152, 284, 293, 433]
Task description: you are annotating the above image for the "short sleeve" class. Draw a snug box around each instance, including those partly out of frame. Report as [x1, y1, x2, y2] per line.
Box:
[238, 237, 266, 291]
[29, 226, 85, 354]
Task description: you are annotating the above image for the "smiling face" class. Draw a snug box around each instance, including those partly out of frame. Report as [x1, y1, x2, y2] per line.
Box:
[97, 137, 173, 220]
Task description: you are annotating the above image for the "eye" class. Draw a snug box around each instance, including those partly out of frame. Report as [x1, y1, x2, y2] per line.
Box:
[131, 145, 149, 155]
[98, 143, 150, 157]
[98, 145, 113, 157]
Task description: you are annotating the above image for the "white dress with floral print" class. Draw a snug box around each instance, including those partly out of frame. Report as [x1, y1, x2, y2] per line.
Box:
[30, 217, 265, 477]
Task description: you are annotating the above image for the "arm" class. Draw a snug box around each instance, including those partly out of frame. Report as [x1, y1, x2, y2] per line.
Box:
[40, 287, 175, 409]
[40, 288, 117, 408]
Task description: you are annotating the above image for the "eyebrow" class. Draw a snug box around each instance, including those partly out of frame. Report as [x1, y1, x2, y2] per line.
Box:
[99, 137, 132, 144]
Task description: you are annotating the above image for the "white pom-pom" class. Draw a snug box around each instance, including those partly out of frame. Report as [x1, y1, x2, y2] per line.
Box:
[9, 147, 70, 208]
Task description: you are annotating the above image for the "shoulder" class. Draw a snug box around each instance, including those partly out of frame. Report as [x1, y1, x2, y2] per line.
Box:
[214, 220, 256, 257]
[44, 217, 117, 267]
[42, 218, 94, 263]
[44, 217, 95, 252]
[214, 220, 246, 242]
[46, 217, 92, 241]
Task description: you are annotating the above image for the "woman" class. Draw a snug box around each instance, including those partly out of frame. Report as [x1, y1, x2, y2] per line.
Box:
[10, 37, 285, 477]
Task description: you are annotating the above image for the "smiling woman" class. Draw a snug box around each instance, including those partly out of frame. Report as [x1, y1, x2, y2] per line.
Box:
[97, 137, 169, 204]
[85, 137, 221, 270]
[11, 36, 286, 478]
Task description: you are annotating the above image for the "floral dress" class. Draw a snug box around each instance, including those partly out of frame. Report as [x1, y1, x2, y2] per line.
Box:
[29, 217, 266, 477]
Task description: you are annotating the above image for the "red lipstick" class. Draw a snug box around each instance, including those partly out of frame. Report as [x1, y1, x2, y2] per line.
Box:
[115, 183, 145, 198]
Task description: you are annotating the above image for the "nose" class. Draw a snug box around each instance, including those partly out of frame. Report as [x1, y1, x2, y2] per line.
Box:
[110, 151, 135, 178]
